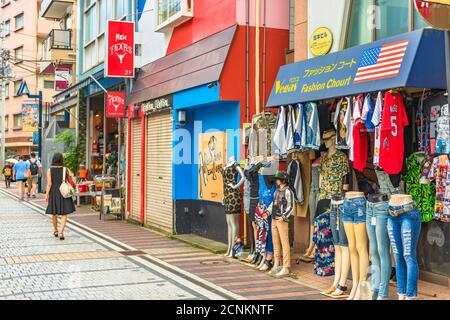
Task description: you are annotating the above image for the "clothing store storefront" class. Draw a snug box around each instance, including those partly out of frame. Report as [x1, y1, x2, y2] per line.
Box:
[266, 28, 449, 289]
[126, 26, 243, 238]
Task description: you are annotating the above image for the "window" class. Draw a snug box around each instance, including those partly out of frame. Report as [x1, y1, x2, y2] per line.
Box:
[2, 20, 10, 36]
[85, 5, 97, 44]
[4, 115, 8, 131]
[157, 0, 181, 26]
[1, 0, 11, 7]
[114, 0, 126, 19]
[14, 46, 23, 64]
[13, 114, 22, 129]
[99, 0, 106, 34]
[14, 13, 24, 30]
[346, 0, 430, 48]
[3, 82, 9, 99]
[155, 0, 192, 31]
[13, 80, 21, 96]
[44, 80, 54, 89]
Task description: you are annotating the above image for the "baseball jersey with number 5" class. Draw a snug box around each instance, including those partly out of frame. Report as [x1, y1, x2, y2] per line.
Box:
[379, 91, 409, 174]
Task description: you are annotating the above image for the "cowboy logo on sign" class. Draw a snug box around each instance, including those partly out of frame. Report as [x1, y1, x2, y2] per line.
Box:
[106, 92, 126, 117]
[105, 20, 135, 78]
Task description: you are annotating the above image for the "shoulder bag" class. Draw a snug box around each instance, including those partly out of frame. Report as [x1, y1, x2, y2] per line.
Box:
[59, 167, 74, 198]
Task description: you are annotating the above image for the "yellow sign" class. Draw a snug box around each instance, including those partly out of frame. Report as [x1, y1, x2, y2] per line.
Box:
[423, 0, 450, 4]
[198, 132, 227, 202]
[309, 27, 333, 57]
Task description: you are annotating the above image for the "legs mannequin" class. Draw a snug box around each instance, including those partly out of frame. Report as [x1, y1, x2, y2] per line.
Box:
[342, 192, 369, 300]
[225, 214, 240, 257]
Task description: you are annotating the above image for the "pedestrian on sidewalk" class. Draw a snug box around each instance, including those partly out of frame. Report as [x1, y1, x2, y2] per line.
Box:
[45, 153, 76, 240]
[2, 162, 13, 188]
[12, 156, 30, 200]
[27, 152, 42, 198]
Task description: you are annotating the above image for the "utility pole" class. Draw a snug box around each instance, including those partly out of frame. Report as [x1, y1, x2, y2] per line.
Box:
[0, 21, 13, 169]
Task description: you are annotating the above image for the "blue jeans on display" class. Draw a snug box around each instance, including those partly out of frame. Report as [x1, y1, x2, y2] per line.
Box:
[387, 203, 422, 299]
[330, 200, 348, 247]
[342, 197, 367, 224]
[366, 201, 391, 300]
[266, 215, 273, 254]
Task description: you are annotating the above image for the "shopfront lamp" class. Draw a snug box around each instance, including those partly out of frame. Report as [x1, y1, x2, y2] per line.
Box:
[178, 110, 187, 125]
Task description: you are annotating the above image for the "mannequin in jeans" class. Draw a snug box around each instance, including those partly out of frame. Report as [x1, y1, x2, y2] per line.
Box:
[343, 191, 369, 300]
[320, 131, 350, 297]
[387, 193, 421, 300]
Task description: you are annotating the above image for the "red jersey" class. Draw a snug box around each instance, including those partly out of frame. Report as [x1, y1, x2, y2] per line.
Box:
[352, 94, 368, 172]
[379, 91, 409, 174]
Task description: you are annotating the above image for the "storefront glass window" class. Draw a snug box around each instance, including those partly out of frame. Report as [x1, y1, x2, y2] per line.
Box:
[347, 0, 373, 48]
[375, 0, 409, 40]
[157, 0, 182, 26]
[84, 5, 97, 44]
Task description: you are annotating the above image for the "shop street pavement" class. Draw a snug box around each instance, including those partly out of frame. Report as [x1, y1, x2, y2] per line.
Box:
[0, 193, 233, 300]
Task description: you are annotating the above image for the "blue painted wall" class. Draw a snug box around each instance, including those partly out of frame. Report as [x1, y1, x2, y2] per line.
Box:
[172, 85, 240, 200]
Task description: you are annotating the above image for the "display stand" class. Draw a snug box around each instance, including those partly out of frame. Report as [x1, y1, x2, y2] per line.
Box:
[94, 175, 121, 220]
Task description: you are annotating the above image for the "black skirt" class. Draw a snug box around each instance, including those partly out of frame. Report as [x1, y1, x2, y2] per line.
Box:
[45, 167, 76, 215]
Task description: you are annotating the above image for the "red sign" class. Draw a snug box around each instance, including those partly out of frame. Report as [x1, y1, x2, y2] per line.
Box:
[128, 104, 136, 119]
[106, 92, 126, 117]
[105, 20, 135, 78]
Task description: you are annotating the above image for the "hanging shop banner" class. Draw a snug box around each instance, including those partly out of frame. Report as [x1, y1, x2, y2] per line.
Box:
[22, 103, 39, 132]
[55, 68, 70, 91]
[106, 92, 126, 117]
[127, 104, 136, 119]
[198, 132, 227, 203]
[105, 20, 135, 78]
[141, 95, 173, 115]
[267, 29, 447, 107]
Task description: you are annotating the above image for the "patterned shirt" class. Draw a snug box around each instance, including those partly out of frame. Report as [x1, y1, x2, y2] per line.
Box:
[319, 150, 349, 200]
[313, 210, 335, 277]
[428, 155, 450, 222]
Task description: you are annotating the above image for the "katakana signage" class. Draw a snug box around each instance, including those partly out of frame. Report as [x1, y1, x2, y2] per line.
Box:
[105, 20, 135, 78]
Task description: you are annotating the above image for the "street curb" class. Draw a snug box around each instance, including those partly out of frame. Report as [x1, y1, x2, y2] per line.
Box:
[0, 189, 245, 300]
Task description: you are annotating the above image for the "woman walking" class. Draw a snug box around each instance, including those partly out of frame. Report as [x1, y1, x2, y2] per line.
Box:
[45, 153, 75, 240]
[12, 156, 30, 200]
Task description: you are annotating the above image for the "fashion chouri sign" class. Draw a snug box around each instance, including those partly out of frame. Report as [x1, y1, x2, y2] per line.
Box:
[141, 95, 173, 115]
[106, 92, 126, 117]
[105, 20, 135, 78]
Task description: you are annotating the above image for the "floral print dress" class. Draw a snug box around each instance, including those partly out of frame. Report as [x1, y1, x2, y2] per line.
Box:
[313, 208, 335, 277]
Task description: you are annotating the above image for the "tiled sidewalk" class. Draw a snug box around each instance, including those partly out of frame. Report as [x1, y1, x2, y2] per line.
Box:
[1, 183, 449, 300]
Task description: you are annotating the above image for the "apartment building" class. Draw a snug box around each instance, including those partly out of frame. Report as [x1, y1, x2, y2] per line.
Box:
[0, 0, 60, 157]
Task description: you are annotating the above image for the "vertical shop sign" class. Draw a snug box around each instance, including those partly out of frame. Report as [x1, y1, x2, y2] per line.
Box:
[105, 20, 135, 78]
[55, 68, 70, 91]
[198, 132, 227, 202]
[128, 104, 136, 119]
[22, 103, 39, 132]
[106, 92, 126, 117]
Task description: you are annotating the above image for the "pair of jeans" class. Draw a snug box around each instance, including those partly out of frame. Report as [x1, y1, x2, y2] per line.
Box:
[266, 215, 273, 254]
[272, 218, 290, 268]
[330, 199, 348, 247]
[375, 170, 400, 195]
[309, 166, 320, 225]
[387, 203, 422, 299]
[366, 200, 391, 299]
[342, 197, 367, 224]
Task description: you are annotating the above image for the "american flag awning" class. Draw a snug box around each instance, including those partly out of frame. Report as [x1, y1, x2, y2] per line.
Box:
[266, 28, 447, 107]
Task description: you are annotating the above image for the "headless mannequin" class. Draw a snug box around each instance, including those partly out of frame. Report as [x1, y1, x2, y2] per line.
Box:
[344, 191, 369, 300]
[302, 158, 320, 260]
[389, 194, 415, 301]
[223, 156, 244, 257]
[321, 136, 351, 297]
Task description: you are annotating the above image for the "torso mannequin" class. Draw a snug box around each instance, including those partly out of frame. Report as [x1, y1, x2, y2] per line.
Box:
[345, 191, 365, 199]
[389, 194, 413, 206]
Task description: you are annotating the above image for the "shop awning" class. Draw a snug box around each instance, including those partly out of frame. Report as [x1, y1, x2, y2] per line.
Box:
[266, 29, 447, 107]
[49, 95, 78, 115]
[126, 25, 237, 106]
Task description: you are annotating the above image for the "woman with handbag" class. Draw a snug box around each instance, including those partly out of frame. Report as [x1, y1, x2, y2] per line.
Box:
[45, 153, 76, 240]
[12, 155, 30, 201]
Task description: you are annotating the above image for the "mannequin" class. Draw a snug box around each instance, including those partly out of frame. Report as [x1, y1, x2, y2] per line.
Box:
[222, 156, 244, 257]
[243, 155, 255, 260]
[343, 191, 369, 300]
[387, 193, 421, 300]
[319, 130, 350, 297]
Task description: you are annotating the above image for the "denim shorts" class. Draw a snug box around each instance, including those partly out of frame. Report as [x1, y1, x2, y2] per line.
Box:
[342, 197, 367, 224]
[330, 200, 348, 247]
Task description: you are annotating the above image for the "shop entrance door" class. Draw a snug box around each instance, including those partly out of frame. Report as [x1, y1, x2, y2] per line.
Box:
[130, 118, 142, 222]
[145, 112, 173, 233]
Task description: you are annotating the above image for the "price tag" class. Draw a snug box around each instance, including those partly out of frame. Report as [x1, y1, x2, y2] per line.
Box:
[371, 217, 377, 226]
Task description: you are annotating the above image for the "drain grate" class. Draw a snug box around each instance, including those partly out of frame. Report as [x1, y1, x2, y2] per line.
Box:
[199, 260, 230, 266]
[119, 250, 146, 256]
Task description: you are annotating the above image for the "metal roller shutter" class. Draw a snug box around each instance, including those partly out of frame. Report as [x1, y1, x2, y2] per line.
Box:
[130, 118, 142, 222]
[145, 112, 173, 233]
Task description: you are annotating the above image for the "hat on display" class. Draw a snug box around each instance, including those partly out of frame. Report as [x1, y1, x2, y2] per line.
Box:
[322, 129, 336, 141]
[275, 171, 289, 182]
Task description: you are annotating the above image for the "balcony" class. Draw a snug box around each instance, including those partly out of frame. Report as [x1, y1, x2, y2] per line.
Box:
[40, 29, 75, 74]
[41, 0, 73, 19]
[155, 0, 193, 32]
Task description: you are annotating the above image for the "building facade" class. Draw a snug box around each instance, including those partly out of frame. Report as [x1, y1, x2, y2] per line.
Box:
[0, 0, 62, 158]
